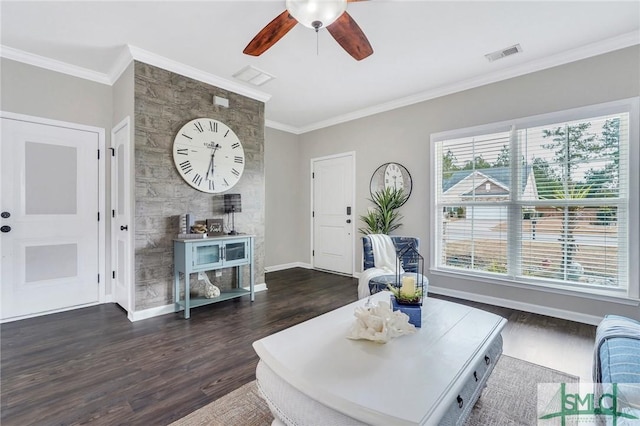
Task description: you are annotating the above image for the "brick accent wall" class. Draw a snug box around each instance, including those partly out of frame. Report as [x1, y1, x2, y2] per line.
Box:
[134, 61, 265, 310]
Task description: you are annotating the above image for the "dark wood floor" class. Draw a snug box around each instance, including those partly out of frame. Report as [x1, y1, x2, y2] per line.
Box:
[1, 268, 596, 425]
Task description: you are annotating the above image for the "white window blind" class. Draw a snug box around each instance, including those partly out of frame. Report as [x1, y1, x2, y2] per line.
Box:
[432, 100, 637, 297]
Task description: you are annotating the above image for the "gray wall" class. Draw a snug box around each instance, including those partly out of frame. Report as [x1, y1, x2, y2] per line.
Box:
[265, 46, 640, 321]
[133, 61, 265, 310]
[264, 127, 306, 268]
[1, 57, 112, 130]
[113, 62, 134, 128]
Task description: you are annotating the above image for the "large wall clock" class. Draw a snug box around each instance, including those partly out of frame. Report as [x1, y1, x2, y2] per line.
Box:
[172, 118, 245, 193]
[369, 162, 412, 206]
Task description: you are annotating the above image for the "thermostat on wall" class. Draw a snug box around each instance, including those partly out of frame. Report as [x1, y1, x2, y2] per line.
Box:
[214, 96, 229, 108]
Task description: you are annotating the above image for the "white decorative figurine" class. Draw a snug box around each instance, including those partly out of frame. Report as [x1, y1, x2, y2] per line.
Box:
[347, 300, 416, 343]
[204, 282, 220, 298]
[197, 271, 220, 299]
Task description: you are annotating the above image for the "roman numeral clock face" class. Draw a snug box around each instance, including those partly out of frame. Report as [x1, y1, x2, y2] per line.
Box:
[172, 118, 245, 193]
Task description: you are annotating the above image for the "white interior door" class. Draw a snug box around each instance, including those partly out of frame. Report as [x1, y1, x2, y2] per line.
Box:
[111, 117, 133, 316]
[1, 115, 101, 320]
[312, 153, 354, 275]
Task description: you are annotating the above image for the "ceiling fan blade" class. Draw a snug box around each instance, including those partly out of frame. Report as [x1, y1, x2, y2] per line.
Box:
[243, 10, 298, 56]
[326, 12, 373, 61]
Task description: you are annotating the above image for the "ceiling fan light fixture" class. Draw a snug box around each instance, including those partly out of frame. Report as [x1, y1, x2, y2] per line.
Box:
[286, 0, 347, 30]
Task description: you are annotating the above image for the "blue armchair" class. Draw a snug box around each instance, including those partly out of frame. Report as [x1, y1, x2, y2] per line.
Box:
[361, 235, 428, 296]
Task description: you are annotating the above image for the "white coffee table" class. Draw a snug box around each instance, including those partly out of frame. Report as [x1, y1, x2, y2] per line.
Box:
[253, 291, 506, 425]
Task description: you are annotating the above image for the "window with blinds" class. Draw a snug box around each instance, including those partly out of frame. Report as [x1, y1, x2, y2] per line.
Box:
[432, 99, 638, 297]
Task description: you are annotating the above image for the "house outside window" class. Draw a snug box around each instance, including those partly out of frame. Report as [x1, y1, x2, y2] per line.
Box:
[431, 98, 639, 300]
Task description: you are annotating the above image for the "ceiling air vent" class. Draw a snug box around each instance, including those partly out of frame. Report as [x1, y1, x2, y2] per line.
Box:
[233, 65, 275, 86]
[485, 44, 523, 62]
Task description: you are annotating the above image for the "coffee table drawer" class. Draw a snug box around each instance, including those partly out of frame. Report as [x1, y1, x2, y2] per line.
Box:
[438, 335, 503, 426]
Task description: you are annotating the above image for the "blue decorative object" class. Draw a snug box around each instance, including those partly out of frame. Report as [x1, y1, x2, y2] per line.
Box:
[391, 295, 422, 327]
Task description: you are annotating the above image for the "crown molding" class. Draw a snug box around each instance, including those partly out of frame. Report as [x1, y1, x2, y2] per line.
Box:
[295, 31, 640, 134]
[265, 119, 302, 134]
[127, 45, 271, 103]
[0, 45, 112, 85]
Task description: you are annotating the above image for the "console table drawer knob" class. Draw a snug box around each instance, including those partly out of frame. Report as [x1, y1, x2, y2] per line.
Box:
[485, 355, 491, 365]
[457, 395, 464, 408]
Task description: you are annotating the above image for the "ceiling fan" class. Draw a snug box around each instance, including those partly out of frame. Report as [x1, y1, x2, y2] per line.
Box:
[243, 0, 373, 61]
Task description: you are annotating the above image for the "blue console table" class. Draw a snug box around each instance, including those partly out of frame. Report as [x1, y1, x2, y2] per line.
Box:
[173, 235, 255, 319]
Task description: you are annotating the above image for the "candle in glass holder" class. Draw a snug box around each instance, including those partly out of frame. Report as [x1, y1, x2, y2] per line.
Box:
[401, 276, 416, 297]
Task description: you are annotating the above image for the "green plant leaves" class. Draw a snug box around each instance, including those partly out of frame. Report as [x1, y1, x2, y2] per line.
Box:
[358, 187, 409, 234]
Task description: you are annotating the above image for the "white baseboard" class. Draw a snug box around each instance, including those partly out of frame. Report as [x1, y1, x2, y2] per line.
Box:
[243, 283, 268, 292]
[0, 301, 102, 324]
[129, 304, 176, 322]
[429, 285, 603, 326]
[129, 283, 268, 322]
[265, 262, 312, 273]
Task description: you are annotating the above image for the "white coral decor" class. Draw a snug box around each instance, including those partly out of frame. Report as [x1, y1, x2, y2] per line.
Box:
[347, 301, 416, 343]
[204, 283, 220, 298]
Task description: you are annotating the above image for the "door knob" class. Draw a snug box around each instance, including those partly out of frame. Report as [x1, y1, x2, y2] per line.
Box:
[1, 212, 10, 218]
[120, 225, 128, 231]
[1, 225, 11, 233]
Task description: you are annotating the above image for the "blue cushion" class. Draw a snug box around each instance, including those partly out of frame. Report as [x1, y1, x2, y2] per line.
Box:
[599, 338, 640, 384]
[368, 274, 396, 294]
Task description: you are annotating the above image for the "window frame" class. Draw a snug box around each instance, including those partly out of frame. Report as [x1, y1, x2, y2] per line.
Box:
[430, 97, 640, 302]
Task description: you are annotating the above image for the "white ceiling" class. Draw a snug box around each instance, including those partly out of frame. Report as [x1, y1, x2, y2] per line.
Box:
[1, 1, 639, 133]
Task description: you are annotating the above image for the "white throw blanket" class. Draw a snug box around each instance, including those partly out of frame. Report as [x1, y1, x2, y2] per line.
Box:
[358, 234, 404, 299]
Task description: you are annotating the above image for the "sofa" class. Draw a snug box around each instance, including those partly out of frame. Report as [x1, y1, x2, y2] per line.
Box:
[593, 315, 640, 416]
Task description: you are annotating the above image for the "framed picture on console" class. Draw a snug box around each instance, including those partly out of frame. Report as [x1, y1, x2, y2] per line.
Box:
[206, 218, 224, 235]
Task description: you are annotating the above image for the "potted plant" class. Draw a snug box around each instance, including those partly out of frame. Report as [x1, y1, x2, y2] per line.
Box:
[359, 187, 408, 234]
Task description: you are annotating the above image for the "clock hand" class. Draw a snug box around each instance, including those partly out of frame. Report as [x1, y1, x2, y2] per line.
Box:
[206, 149, 215, 181]
[207, 156, 215, 180]
[206, 144, 221, 181]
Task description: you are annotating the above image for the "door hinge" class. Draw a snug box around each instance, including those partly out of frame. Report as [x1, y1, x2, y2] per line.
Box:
[312, 250, 315, 256]
[312, 211, 314, 218]
[98, 274, 100, 283]
[97, 212, 100, 221]
[97, 149, 100, 160]
[112, 271, 116, 279]
[112, 209, 115, 218]
[312, 172, 314, 178]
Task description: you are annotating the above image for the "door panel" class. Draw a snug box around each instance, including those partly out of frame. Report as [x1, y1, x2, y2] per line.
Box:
[111, 118, 132, 314]
[1, 117, 100, 320]
[312, 154, 354, 275]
